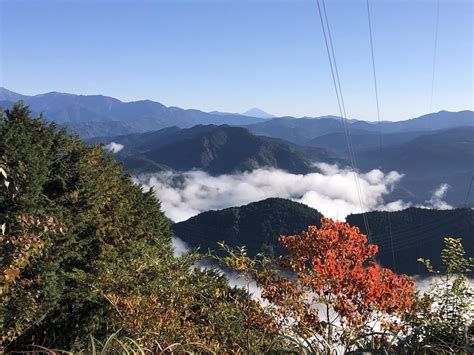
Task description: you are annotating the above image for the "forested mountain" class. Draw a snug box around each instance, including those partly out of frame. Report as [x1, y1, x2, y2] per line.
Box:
[89, 125, 344, 174]
[356, 127, 474, 207]
[383, 110, 474, 132]
[1, 89, 471, 206]
[173, 198, 324, 257]
[303, 126, 473, 207]
[357, 127, 474, 174]
[347, 208, 474, 276]
[173, 198, 474, 276]
[306, 130, 427, 155]
[245, 116, 356, 144]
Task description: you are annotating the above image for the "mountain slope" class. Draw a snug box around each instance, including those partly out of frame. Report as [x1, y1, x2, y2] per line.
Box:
[306, 130, 428, 156]
[0, 87, 27, 102]
[91, 125, 344, 174]
[305, 126, 473, 207]
[245, 111, 473, 144]
[174, 198, 474, 276]
[347, 207, 474, 276]
[384, 110, 474, 132]
[358, 127, 474, 174]
[356, 127, 474, 206]
[173, 198, 324, 257]
[245, 117, 353, 144]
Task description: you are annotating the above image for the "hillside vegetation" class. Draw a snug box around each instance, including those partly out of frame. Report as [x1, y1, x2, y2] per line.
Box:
[347, 207, 474, 275]
[0, 104, 274, 352]
[1, 104, 472, 353]
[91, 125, 343, 174]
[173, 198, 324, 257]
[175, 199, 474, 276]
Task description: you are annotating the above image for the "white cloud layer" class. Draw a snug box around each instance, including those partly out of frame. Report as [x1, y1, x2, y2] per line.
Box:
[419, 183, 452, 210]
[134, 164, 414, 223]
[105, 142, 124, 153]
[135, 165, 453, 223]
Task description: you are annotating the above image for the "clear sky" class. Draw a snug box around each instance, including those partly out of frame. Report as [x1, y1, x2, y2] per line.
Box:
[0, 0, 472, 121]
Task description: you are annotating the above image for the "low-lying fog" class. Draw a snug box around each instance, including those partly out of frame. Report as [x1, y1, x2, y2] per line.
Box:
[133, 163, 452, 223]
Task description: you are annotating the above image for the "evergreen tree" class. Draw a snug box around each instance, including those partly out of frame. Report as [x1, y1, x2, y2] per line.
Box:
[1, 103, 274, 352]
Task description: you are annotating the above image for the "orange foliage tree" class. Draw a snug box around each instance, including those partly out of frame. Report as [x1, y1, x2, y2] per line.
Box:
[219, 218, 416, 351]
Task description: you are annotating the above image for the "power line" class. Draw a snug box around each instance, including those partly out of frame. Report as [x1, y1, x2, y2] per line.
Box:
[377, 223, 466, 254]
[463, 175, 474, 207]
[375, 218, 464, 251]
[316, 0, 372, 242]
[372, 209, 466, 243]
[429, 0, 440, 112]
[366, 0, 382, 151]
[365, 0, 396, 270]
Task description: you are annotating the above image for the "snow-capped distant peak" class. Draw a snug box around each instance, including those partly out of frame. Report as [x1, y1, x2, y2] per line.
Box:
[242, 107, 274, 119]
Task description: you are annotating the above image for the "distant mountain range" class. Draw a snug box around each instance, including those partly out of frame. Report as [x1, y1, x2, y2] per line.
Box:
[89, 125, 344, 175]
[310, 126, 474, 206]
[2, 88, 471, 139]
[173, 198, 474, 276]
[245, 111, 474, 144]
[0, 88, 265, 136]
[2, 88, 472, 206]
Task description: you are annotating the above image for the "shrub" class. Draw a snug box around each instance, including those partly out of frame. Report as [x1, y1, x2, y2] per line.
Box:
[218, 218, 416, 352]
[404, 237, 474, 353]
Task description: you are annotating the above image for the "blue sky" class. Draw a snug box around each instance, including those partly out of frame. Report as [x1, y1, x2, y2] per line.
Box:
[0, 0, 472, 120]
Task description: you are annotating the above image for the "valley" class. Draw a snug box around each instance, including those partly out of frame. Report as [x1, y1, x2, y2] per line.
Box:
[1, 89, 473, 276]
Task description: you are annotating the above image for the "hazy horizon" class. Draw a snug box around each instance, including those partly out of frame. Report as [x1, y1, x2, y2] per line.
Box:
[1, 0, 472, 121]
[1, 86, 471, 122]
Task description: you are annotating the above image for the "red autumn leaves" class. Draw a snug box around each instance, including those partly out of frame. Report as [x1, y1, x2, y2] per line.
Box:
[247, 218, 416, 344]
[279, 218, 414, 324]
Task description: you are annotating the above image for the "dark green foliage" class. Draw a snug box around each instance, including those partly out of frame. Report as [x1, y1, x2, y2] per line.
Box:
[0, 103, 174, 349]
[176, 201, 473, 276]
[90, 125, 343, 175]
[347, 207, 474, 275]
[173, 198, 323, 257]
[401, 238, 474, 353]
[0, 103, 281, 352]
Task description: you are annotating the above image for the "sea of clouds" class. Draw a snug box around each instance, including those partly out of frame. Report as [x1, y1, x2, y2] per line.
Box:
[153, 164, 465, 320]
[133, 163, 451, 223]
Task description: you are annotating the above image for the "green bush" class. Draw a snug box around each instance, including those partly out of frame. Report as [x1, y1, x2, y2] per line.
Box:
[405, 237, 474, 353]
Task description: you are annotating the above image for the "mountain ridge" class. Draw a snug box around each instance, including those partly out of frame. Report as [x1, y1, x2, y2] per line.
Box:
[1, 88, 471, 139]
[90, 125, 345, 175]
[0, 88, 265, 133]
